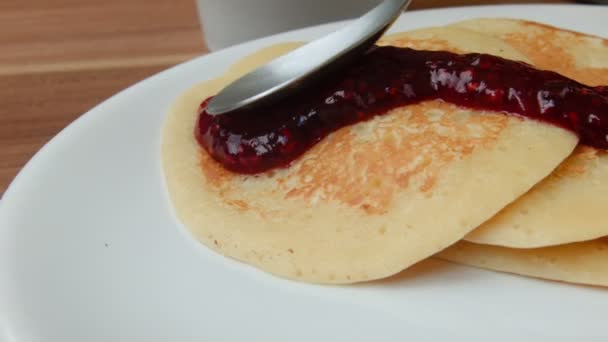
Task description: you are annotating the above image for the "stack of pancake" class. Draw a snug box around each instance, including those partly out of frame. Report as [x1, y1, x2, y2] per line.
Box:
[162, 18, 608, 286]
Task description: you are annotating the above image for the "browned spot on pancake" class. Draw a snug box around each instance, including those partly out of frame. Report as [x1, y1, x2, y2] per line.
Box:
[199, 151, 231, 186]
[199, 152, 254, 212]
[497, 21, 608, 86]
[379, 37, 465, 53]
[420, 174, 438, 194]
[553, 145, 601, 179]
[226, 199, 249, 211]
[520, 20, 606, 41]
[280, 101, 508, 214]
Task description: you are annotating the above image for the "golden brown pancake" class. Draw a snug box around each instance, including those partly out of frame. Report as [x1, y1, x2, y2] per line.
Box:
[161, 25, 577, 284]
[444, 19, 608, 248]
[437, 238, 608, 287]
[450, 18, 608, 86]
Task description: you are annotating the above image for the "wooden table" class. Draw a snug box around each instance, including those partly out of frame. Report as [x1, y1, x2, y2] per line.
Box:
[0, 0, 573, 195]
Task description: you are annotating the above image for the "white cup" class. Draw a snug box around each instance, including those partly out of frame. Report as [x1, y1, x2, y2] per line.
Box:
[196, 0, 381, 50]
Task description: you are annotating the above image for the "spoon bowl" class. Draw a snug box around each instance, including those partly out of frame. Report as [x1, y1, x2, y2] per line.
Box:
[205, 0, 412, 115]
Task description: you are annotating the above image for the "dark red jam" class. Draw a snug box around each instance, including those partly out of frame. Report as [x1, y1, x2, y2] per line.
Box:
[196, 46, 608, 174]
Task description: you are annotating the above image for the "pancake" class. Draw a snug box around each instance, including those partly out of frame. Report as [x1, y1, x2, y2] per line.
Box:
[161, 26, 577, 284]
[437, 238, 608, 287]
[445, 19, 608, 247]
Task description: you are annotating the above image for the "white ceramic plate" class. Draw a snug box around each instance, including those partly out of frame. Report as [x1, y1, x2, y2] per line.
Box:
[2, 5, 608, 341]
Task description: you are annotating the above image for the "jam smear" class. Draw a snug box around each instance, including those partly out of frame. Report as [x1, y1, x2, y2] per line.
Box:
[196, 46, 608, 174]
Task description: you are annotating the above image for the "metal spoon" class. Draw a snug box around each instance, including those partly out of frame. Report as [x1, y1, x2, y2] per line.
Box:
[205, 0, 412, 115]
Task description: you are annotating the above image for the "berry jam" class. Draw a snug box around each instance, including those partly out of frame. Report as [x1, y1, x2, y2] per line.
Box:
[196, 46, 608, 174]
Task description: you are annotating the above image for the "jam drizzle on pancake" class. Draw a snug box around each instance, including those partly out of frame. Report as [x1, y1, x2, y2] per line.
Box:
[196, 47, 608, 173]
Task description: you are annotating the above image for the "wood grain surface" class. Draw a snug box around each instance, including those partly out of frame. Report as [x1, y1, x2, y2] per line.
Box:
[0, 0, 574, 195]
